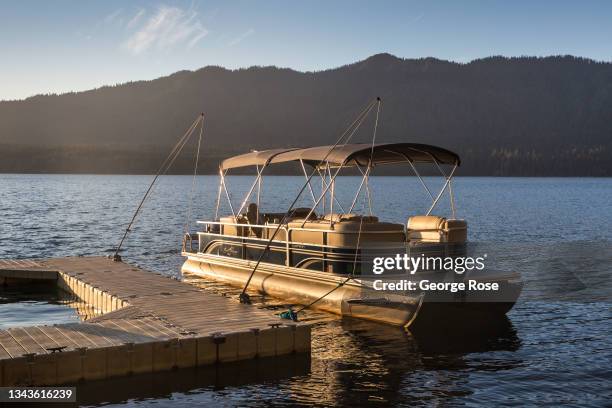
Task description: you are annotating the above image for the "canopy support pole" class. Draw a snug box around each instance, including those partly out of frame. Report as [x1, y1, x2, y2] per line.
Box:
[236, 165, 266, 215]
[214, 169, 224, 221]
[354, 165, 373, 216]
[300, 162, 347, 227]
[400, 154, 435, 202]
[300, 160, 317, 203]
[347, 165, 371, 215]
[318, 166, 328, 214]
[426, 163, 458, 215]
[329, 175, 335, 226]
[220, 171, 236, 217]
[430, 155, 458, 218]
[318, 163, 346, 214]
[256, 165, 262, 223]
[449, 179, 456, 219]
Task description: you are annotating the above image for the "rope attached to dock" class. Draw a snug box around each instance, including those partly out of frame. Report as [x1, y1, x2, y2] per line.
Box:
[239, 98, 380, 304]
[278, 98, 382, 321]
[111, 114, 205, 261]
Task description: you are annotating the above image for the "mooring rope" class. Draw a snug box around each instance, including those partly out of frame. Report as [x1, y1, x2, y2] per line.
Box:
[112, 113, 204, 261]
[280, 98, 382, 320]
[238, 98, 380, 304]
[290, 194, 367, 317]
[366, 99, 381, 215]
[184, 116, 205, 234]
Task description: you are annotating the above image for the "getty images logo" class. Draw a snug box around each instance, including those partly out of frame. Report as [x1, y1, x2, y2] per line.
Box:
[372, 253, 487, 275]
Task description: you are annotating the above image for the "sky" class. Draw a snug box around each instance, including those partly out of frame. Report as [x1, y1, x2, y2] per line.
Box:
[1, 0, 611, 100]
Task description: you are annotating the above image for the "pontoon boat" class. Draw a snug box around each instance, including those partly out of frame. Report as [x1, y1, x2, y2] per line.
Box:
[181, 143, 522, 327]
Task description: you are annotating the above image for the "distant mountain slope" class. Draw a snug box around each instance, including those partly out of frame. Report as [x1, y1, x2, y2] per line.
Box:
[1, 54, 611, 175]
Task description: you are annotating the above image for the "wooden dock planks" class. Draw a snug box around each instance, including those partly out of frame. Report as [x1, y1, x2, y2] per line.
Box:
[0, 257, 310, 386]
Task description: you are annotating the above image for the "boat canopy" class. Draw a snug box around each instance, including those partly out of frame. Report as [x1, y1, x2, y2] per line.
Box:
[220, 148, 300, 170]
[220, 143, 460, 170]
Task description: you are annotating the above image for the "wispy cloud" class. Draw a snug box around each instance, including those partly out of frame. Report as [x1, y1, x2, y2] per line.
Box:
[104, 8, 123, 25]
[188, 31, 208, 49]
[411, 13, 424, 23]
[228, 28, 254, 47]
[126, 9, 146, 29]
[122, 5, 208, 55]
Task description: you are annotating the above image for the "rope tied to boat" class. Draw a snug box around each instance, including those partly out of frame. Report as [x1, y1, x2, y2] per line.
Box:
[184, 115, 205, 234]
[111, 113, 205, 262]
[279, 98, 382, 321]
[238, 98, 380, 304]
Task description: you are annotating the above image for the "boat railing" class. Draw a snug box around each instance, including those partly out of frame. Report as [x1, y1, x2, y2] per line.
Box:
[182, 232, 199, 253]
[191, 220, 406, 267]
[195, 220, 403, 242]
[195, 220, 405, 236]
[195, 220, 290, 264]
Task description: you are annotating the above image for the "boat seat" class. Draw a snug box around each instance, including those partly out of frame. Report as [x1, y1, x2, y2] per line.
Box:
[259, 209, 317, 241]
[322, 213, 379, 223]
[288, 218, 405, 247]
[289, 207, 317, 220]
[219, 215, 248, 237]
[407, 215, 467, 243]
[263, 208, 317, 224]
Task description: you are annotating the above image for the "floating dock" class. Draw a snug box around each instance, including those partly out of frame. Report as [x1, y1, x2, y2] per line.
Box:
[0, 257, 310, 386]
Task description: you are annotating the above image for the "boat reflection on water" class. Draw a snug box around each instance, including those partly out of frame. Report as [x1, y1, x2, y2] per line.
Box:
[178, 273, 523, 406]
[69, 315, 521, 407]
[409, 316, 521, 356]
[303, 317, 522, 407]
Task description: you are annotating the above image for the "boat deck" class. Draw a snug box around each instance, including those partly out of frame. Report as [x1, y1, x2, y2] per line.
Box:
[0, 257, 310, 386]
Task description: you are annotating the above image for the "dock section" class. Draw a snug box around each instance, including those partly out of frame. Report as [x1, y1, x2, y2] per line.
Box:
[0, 257, 310, 386]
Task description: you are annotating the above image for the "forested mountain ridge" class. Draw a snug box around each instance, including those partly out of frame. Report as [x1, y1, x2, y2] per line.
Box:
[1, 54, 611, 175]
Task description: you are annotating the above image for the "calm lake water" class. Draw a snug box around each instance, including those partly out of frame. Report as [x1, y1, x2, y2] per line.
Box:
[0, 175, 610, 407]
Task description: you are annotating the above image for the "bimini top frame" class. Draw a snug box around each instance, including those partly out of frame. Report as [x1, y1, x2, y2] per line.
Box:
[215, 142, 461, 223]
[220, 148, 300, 171]
[220, 143, 460, 170]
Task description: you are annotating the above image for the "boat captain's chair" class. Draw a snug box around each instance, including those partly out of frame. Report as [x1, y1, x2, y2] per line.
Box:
[246, 203, 263, 238]
[246, 203, 260, 224]
[407, 215, 467, 243]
